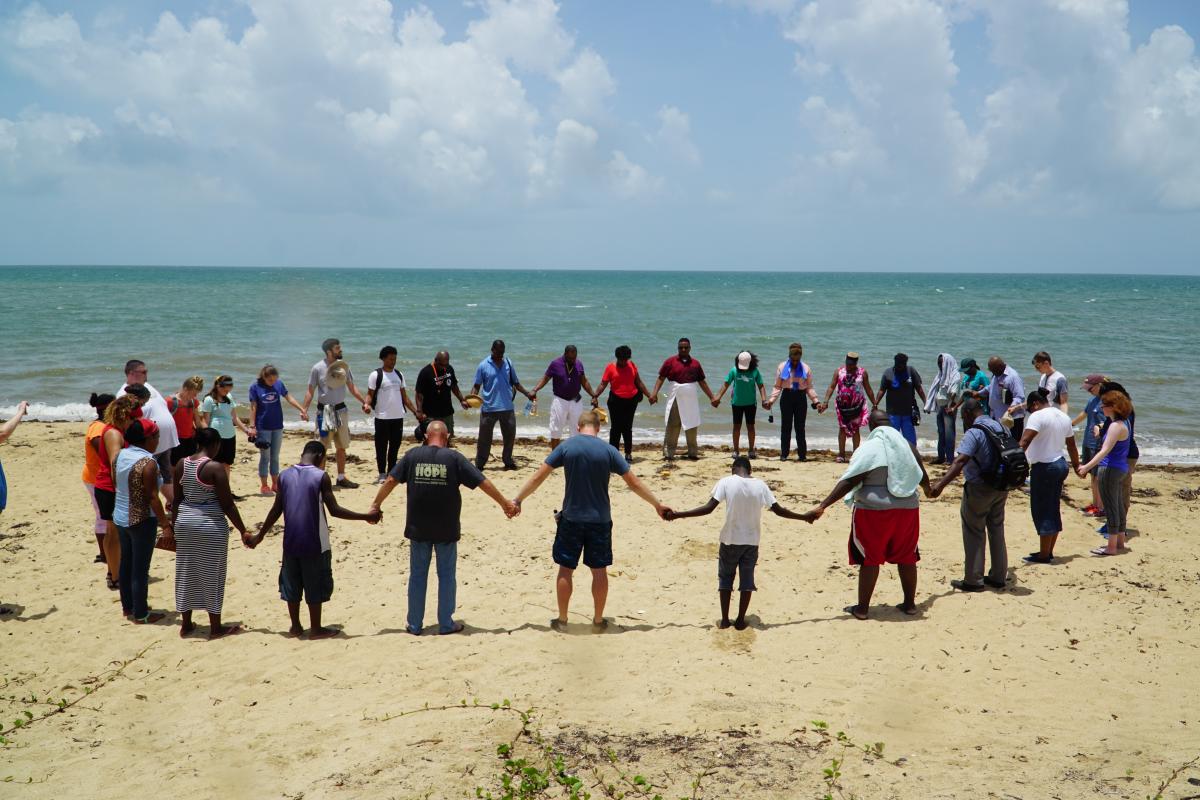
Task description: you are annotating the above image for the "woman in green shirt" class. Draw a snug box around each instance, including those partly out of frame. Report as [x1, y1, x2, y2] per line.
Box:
[712, 351, 766, 459]
[200, 375, 252, 473]
[951, 358, 991, 420]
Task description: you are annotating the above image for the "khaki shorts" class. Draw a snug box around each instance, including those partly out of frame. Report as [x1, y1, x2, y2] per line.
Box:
[317, 405, 352, 449]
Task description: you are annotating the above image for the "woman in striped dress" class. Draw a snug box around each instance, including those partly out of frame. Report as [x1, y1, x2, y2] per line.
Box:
[170, 428, 251, 639]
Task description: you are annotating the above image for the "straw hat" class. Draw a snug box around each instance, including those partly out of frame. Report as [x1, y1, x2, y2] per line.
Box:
[594, 407, 608, 424]
[325, 360, 350, 389]
[463, 394, 483, 409]
[1000, 411, 1015, 430]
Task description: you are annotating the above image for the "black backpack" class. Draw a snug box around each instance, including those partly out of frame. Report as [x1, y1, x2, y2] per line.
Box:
[971, 421, 1029, 491]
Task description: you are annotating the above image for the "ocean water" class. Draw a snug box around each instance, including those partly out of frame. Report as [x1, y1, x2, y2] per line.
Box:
[1, 266, 1196, 463]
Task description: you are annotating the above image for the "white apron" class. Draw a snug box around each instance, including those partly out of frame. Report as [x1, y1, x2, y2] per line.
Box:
[665, 381, 701, 431]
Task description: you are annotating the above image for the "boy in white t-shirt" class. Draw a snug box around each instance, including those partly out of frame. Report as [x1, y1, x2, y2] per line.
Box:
[667, 456, 806, 629]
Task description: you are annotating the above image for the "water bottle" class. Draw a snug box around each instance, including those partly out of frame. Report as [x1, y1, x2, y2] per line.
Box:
[531, 397, 539, 416]
[523, 398, 534, 416]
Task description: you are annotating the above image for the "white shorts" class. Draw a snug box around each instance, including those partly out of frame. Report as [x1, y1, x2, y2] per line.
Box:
[549, 396, 584, 439]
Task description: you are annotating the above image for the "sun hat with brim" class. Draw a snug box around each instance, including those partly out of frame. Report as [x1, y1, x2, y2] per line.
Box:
[1081, 373, 1105, 388]
[463, 395, 483, 409]
[325, 360, 350, 389]
[736, 351, 752, 370]
[846, 352, 860, 361]
[594, 408, 608, 424]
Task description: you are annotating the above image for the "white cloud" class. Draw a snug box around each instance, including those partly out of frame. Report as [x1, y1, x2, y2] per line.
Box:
[653, 105, 700, 165]
[607, 150, 662, 198]
[0, 109, 101, 189]
[0, 0, 644, 208]
[748, 0, 1200, 211]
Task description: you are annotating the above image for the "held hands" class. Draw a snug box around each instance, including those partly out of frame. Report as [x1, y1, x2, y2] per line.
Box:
[797, 507, 823, 524]
[365, 508, 383, 525]
[1076, 465, 1090, 479]
[299, 409, 309, 422]
[655, 503, 673, 520]
[503, 499, 520, 519]
[362, 403, 372, 415]
[710, 398, 720, 408]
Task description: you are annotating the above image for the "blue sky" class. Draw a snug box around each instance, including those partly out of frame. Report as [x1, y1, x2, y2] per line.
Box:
[1, 0, 1198, 272]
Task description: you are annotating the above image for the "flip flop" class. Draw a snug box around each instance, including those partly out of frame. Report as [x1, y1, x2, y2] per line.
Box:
[1090, 547, 1117, 556]
[894, 603, 919, 616]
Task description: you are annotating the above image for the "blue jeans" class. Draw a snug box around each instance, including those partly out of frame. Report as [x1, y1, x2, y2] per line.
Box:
[888, 414, 917, 445]
[936, 408, 956, 462]
[118, 518, 157, 619]
[407, 540, 457, 633]
[257, 428, 284, 479]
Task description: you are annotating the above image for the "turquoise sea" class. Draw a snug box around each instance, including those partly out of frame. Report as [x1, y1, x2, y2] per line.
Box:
[1, 266, 1196, 463]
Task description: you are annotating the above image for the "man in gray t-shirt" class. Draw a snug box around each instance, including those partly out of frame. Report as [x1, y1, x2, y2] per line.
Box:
[301, 338, 367, 489]
[930, 398, 1010, 592]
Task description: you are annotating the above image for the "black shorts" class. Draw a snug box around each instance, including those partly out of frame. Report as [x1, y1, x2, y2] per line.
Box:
[171, 438, 197, 463]
[279, 551, 334, 604]
[718, 543, 758, 591]
[732, 404, 757, 426]
[95, 487, 116, 521]
[215, 436, 236, 465]
[552, 516, 613, 570]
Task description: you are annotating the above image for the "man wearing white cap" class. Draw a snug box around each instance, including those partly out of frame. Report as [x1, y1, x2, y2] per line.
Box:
[301, 338, 367, 489]
[650, 338, 717, 461]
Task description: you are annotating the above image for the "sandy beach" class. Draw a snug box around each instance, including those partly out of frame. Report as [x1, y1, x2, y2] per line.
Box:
[2, 422, 1198, 799]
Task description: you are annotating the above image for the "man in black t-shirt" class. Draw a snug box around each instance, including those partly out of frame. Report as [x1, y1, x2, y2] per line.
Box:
[414, 351, 471, 442]
[876, 353, 926, 446]
[369, 421, 516, 634]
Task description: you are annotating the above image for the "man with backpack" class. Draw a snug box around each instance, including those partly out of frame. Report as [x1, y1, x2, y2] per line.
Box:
[471, 339, 536, 471]
[929, 398, 1029, 592]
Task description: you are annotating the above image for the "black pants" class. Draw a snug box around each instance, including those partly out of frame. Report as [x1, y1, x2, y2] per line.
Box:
[779, 389, 809, 460]
[607, 394, 640, 457]
[374, 418, 404, 475]
[476, 411, 517, 469]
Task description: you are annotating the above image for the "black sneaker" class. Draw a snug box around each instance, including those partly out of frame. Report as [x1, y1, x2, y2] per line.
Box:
[335, 477, 359, 489]
[950, 579, 986, 593]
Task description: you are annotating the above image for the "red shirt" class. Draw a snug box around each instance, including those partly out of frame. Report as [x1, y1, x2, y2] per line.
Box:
[169, 396, 196, 440]
[659, 355, 705, 384]
[601, 361, 641, 399]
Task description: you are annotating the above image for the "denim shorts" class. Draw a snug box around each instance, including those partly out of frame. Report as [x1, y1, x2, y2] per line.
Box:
[279, 551, 334, 604]
[718, 543, 758, 591]
[552, 516, 613, 570]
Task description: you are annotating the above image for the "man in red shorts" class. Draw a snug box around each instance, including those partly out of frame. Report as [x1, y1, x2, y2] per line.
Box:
[801, 410, 932, 620]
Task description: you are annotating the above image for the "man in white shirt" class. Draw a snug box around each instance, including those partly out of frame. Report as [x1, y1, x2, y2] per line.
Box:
[118, 359, 180, 503]
[1020, 390, 1080, 564]
[666, 456, 806, 629]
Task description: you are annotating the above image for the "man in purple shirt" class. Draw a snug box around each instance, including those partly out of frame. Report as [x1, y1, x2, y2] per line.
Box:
[251, 441, 381, 639]
[530, 345, 600, 450]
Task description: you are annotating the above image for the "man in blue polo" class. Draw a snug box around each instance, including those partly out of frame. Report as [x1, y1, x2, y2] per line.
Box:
[472, 339, 535, 471]
[529, 345, 600, 451]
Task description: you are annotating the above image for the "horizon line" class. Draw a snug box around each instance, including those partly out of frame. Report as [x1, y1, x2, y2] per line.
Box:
[2, 263, 1198, 277]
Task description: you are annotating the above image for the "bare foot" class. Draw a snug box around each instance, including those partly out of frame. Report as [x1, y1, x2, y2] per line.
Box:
[895, 603, 919, 616]
[718, 619, 732, 629]
[844, 605, 869, 621]
[591, 618, 610, 632]
[287, 624, 305, 637]
[180, 621, 197, 638]
[733, 618, 749, 631]
[308, 626, 339, 640]
[209, 624, 242, 640]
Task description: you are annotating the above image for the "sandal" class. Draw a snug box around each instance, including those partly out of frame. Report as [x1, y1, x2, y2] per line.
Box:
[1090, 547, 1117, 556]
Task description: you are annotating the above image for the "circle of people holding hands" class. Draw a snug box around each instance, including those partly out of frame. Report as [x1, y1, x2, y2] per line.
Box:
[42, 337, 1136, 640]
